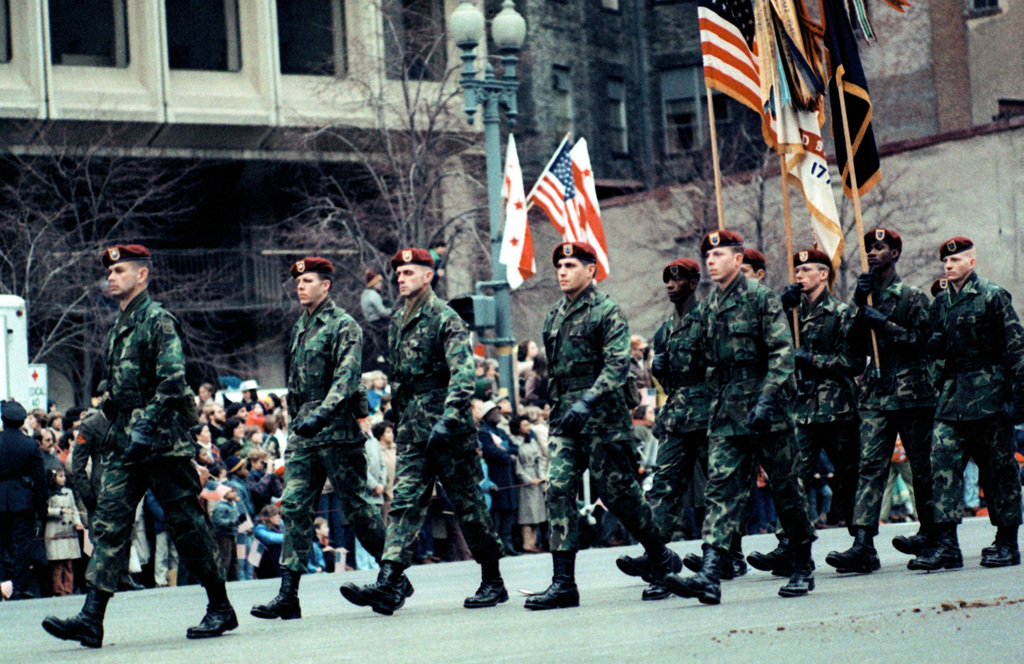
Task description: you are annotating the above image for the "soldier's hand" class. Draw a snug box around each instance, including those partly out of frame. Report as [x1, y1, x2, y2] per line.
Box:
[651, 352, 668, 375]
[794, 346, 814, 369]
[426, 417, 454, 453]
[854, 272, 875, 306]
[294, 412, 328, 439]
[123, 418, 155, 464]
[745, 394, 774, 433]
[926, 332, 946, 357]
[780, 283, 803, 310]
[861, 306, 889, 331]
[101, 398, 117, 421]
[556, 392, 597, 437]
[1007, 397, 1024, 425]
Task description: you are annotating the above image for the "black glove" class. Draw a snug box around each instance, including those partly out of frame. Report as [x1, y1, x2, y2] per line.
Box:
[123, 418, 155, 464]
[794, 346, 814, 369]
[861, 306, 889, 331]
[425, 416, 454, 454]
[556, 392, 597, 437]
[745, 393, 774, 433]
[780, 283, 803, 310]
[926, 332, 945, 358]
[854, 272, 875, 307]
[101, 398, 116, 421]
[1007, 397, 1024, 425]
[294, 412, 328, 439]
[651, 352, 667, 376]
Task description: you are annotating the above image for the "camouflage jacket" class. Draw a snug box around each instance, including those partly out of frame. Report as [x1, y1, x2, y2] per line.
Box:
[543, 284, 632, 436]
[103, 290, 197, 461]
[387, 288, 476, 444]
[851, 271, 936, 411]
[288, 297, 367, 448]
[700, 276, 795, 436]
[651, 298, 711, 435]
[791, 291, 860, 424]
[929, 272, 1024, 421]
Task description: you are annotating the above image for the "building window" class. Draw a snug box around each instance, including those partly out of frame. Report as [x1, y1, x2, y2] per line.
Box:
[0, 0, 10, 64]
[601, 0, 620, 10]
[661, 66, 704, 153]
[606, 78, 628, 154]
[552, 65, 573, 145]
[971, 0, 998, 10]
[278, 0, 346, 76]
[48, 0, 129, 67]
[165, 0, 241, 72]
[383, 0, 446, 82]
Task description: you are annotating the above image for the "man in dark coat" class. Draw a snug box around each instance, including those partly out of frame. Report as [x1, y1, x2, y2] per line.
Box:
[0, 400, 48, 600]
[479, 401, 519, 555]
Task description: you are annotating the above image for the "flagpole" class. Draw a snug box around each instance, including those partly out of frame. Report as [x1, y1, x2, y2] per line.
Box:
[836, 69, 881, 372]
[706, 88, 726, 230]
[525, 132, 572, 208]
[779, 153, 801, 348]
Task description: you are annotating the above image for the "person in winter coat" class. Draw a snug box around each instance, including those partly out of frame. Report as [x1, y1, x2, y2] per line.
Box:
[511, 416, 547, 553]
[45, 469, 83, 596]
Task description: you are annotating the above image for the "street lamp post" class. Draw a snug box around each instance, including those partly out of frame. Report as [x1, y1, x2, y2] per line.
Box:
[450, 0, 526, 406]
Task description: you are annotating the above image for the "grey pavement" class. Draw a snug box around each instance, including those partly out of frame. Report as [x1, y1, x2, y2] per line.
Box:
[3, 517, 1023, 663]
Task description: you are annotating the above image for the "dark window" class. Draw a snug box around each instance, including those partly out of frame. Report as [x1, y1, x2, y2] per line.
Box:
[606, 78, 628, 154]
[277, 0, 346, 76]
[0, 1, 10, 63]
[165, 0, 241, 72]
[383, 0, 446, 81]
[48, 0, 128, 67]
[552, 65, 573, 143]
[971, 0, 998, 10]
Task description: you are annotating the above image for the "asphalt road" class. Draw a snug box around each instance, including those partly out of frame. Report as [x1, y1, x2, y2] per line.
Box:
[4, 517, 1022, 663]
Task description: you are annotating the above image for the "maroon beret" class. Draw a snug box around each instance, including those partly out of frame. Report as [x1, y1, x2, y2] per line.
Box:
[931, 278, 949, 297]
[864, 228, 902, 252]
[102, 244, 152, 268]
[290, 256, 335, 278]
[793, 248, 832, 272]
[390, 248, 435, 270]
[552, 241, 597, 267]
[700, 229, 744, 255]
[662, 258, 701, 283]
[742, 248, 766, 272]
[939, 236, 973, 260]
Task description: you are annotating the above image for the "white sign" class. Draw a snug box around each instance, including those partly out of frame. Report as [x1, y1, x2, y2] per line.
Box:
[27, 364, 47, 411]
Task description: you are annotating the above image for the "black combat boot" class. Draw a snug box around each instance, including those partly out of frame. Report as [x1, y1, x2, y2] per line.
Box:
[663, 543, 722, 605]
[186, 582, 239, 639]
[779, 540, 815, 597]
[464, 558, 509, 608]
[747, 536, 792, 576]
[892, 528, 930, 557]
[615, 551, 649, 580]
[41, 587, 111, 648]
[683, 537, 744, 581]
[825, 527, 880, 574]
[640, 545, 682, 601]
[524, 552, 580, 610]
[728, 534, 748, 578]
[980, 526, 1021, 568]
[908, 524, 963, 571]
[340, 561, 415, 613]
[251, 569, 302, 620]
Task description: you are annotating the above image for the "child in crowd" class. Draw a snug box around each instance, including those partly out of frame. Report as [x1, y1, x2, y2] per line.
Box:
[211, 485, 242, 581]
[45, 469, 82, 596]
[253, 505, 284, 579]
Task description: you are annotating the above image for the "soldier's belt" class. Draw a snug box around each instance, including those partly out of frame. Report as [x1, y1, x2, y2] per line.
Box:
[106, 393, 143, 411]
[947, 359, 998, 373]
[673, 370, 705, 387]
[714, 364, 767, 382]
[552, 374, 599, 392]
[410, 374, 450, 395]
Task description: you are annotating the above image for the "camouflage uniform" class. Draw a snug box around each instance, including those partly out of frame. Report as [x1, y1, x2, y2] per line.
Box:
[849, 272, 936, 531]
[382, 288, 503, 566]
[543, 284, 658, 552]
[700, 276, 814, 551]
[87, 290, 222, 594]
[647, 298, 711, 542]
[928, 272, 1024, 526]
[791, 291, 861, 524]
[279, 297, 384, 573]
[71, 411, 110, 522]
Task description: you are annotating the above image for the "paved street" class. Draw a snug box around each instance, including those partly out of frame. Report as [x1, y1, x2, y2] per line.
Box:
[4, 517, 1022, 663]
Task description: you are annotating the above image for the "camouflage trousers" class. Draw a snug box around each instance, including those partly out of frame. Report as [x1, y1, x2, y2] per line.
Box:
[794, 419, 860, 526]
[852, 407, 934, 531]
[547, 431, 658, 552]
[382, 434, 503, 567]
[702, 429, 814, 550]
[87, 457, 223, 594]
[931, 416, 1023, 526]
[646, 430, 708, 543]
[280, 443, 385, 574]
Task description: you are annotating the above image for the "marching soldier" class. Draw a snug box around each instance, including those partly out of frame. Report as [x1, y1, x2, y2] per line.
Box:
[341, 248, 507, 615]
[909, 237, 1023, 569]
[826, 229, 937, 574]
[528, 242, 680, 610]
[664, 230, 815, 604]
[43, 245, 236, 648]
[740, 248, 767, 282]
[252, 257, 385, 620]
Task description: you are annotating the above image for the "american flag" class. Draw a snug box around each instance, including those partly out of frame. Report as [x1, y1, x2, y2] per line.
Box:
[528, 137, 579, 240]
[698, 0, 761, 114]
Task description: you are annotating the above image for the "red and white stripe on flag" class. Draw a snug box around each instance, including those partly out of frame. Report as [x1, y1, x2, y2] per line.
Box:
[498, 134, 535, 290]
[568, 138, 609, 282]
[698, 0, 761, 114]
[528, 136, 580, 241]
